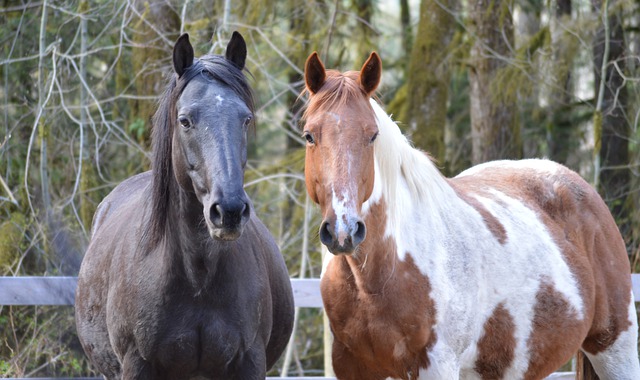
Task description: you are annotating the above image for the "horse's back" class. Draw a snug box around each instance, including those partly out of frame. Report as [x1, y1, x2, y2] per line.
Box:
[454, 158, 631, 302]
[453, 159, 638, 378]
[454, 158, 629, 282]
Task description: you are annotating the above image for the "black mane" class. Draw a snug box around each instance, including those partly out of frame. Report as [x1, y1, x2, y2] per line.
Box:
[145, 55, 255, 248]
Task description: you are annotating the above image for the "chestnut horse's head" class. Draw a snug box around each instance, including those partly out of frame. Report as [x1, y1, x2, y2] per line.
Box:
[302, 52, 382, 254]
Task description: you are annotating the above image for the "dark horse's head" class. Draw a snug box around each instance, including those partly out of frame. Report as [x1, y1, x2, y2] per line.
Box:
[149, 32, 254, 243]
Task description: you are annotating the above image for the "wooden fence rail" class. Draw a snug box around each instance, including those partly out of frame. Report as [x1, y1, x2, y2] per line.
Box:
[2, 275, 640, 379]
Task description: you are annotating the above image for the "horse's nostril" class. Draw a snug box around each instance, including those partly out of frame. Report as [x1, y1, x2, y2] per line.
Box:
[241, 202, 250, 219]
[319, 221, 333, 246]
[210, 203, 223, 227]
[210, 200, 250, 230]
[353, 220, 366, 246]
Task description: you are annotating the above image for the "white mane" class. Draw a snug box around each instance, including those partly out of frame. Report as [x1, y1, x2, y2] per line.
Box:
[368, 99, 452, 219]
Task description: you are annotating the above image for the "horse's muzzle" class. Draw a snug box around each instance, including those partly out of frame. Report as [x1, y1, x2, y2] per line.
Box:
[207, 198, 251, 241]
[319, 218, 366, 254]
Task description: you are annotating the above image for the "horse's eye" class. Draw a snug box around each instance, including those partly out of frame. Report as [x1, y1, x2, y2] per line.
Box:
[303, 131, 315, 145]
[243, 115, 253, 127]
[370, 132, 379, 144]
[178, 116, 191, 129]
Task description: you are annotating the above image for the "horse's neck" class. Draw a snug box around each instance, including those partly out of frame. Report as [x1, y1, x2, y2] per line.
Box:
[166, 188, 223, 285]
[347, 157, 467, 294]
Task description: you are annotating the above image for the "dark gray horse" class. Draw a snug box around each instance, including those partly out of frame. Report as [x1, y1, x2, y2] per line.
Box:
[75, 32, 294, 380]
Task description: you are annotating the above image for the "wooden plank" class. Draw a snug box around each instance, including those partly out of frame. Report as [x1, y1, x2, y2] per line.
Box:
[3, 275, 640, 307]
[0, 276, 77, 305]
[1, 274, 638, 308]
[291, 278, 324, 308]
[0, 277, 324, 308]
[633, 273, 640, 302]
[544, 373, 575, 379]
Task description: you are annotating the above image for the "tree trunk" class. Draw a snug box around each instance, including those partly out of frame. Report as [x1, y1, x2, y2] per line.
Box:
[547, 0, 573, 164]
[468, 0, 521, 164]
[351, 0, 375, 63]
[131, 0, 180, 147]
[592, 0, 629, 233]
[399, 0, 412, 76]
[403, 0, 456, 167]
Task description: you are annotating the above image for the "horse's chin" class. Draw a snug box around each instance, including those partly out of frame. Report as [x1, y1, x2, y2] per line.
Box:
[209, 227, 244, 241]
[326, 244, 357, 256]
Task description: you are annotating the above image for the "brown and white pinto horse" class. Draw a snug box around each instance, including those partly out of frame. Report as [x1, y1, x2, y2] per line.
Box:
[302, 51, 640, 380]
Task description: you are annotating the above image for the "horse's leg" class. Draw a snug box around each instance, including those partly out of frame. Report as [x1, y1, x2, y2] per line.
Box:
[581, 299, 640, 380]
[121, 348, 153, 380]
[75, 287, 122, 379]
[230, 345, 267, 380]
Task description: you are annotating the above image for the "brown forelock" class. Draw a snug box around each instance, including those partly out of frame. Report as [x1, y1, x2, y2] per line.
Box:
[321, 199, 436, 379]
[525, 279, 587, 380]
[302, 69, 378, 213]
[474, 303, 516, 380]
[453, 164, 632, 361]
[302, 70, 368, 121]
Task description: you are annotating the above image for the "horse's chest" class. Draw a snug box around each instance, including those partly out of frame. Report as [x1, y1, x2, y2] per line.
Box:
[160, 316, 243, 374]
[134, 305, 256, 377]
[326, 290, 434, 377]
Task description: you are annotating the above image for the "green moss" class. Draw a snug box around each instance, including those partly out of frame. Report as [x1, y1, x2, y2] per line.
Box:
[490, 26, 550, 105]
[77, 0, 89, 13]
[0, 212, 27, 272]
[594, 111, 602, 155]
[387, 83, 409, 125]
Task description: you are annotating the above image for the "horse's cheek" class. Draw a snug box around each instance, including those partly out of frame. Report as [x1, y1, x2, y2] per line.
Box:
[304, 152, 320, 204]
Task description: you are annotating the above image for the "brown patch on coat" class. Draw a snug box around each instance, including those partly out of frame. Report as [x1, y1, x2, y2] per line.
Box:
[474, 303, 516, 379]
[321, 199, 437, 380]
[525, 280, 587, 380]
[450, 182, 508, 244]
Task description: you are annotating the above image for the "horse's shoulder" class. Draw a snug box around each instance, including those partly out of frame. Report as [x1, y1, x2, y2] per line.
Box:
[91, 171, 151, 236]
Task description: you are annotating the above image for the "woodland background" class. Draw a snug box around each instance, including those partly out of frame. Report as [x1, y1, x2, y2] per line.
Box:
[0, 0, 639, 377]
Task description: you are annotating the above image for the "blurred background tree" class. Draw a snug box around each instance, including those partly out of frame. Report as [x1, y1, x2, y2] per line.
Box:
[1, 0, 639, 376]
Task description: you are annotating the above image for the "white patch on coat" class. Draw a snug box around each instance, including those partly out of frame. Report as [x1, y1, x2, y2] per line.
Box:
[215, 94, 224, 106]
[456, 158, 560, 178]
[583, 290, 640, 379]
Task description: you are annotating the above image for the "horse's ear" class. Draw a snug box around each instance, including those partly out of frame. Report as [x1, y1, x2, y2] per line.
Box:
[225, 31, 247, 70]
[359, 52, 382, 96]
[305, 52, 326, 94]
[173, 33, 194, 77]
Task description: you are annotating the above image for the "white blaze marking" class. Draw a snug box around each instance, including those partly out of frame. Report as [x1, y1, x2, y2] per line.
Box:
[215, 94, 224, 106]
[332, 187, 352, 246]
